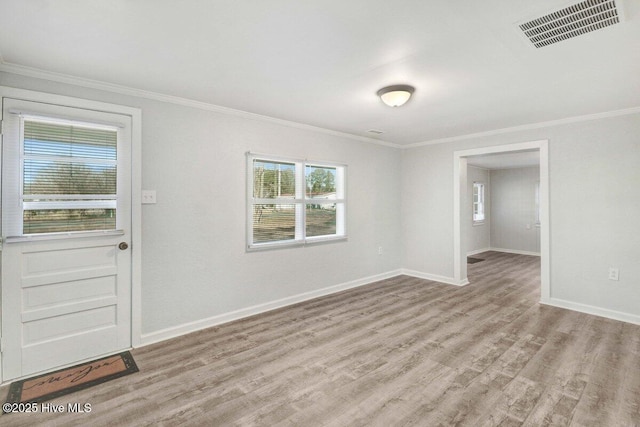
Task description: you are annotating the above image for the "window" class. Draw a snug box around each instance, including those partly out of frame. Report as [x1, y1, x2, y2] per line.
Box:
[535, 180, 540, 226]
[247, 154, 346, 249]
[472, 182, 485, 223]
[19, 116, 118, 234]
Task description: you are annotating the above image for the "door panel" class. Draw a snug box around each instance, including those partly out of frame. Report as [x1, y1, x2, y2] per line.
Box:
[1, 97, 132, 381]
[24, 276, 116, 310]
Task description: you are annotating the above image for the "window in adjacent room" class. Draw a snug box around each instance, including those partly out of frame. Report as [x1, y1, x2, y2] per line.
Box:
[535, 180, 541, 227]
[472, 182, 485, 224]
[247, 153, 346, 249]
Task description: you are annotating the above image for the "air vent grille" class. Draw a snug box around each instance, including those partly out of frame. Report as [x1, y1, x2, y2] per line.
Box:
[519, 0, 622, 48]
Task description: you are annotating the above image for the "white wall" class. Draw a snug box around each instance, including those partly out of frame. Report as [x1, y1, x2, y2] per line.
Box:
[466, 166, 490, 254]
[0, 72, 403, 340]
[402, 113, 640, 321]
[2, 70, 639, 337]
[490, 167, 540, 254]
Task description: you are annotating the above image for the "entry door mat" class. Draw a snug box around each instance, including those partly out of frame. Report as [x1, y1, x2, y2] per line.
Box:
[5, 351, 138, 405]
[467, 257, 485, 264]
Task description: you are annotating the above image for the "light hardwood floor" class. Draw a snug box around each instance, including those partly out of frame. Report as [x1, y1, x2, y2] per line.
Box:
[2, 251, 639, 426]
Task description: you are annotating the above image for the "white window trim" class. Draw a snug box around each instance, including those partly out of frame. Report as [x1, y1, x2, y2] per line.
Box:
[472, 182, 485, 224]
[3, 104, 127, 238]
[246, 152, 347, 250]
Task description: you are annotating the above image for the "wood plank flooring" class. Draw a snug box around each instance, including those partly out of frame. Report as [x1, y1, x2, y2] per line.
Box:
[2, 251, 639, 426]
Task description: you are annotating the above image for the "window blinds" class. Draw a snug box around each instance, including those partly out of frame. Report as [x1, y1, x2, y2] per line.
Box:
[22, 119, 118, 234]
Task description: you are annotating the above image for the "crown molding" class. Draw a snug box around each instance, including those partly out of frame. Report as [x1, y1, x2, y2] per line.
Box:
[0, 60, 401, 149]
[403, 106, 640, 149]
[3, 60, 638, 151]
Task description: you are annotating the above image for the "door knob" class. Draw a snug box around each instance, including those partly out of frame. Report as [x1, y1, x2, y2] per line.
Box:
[118, 242, 129, 250]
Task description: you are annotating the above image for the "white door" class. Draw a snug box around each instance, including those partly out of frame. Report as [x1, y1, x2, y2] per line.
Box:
[1, 98, 132, 381]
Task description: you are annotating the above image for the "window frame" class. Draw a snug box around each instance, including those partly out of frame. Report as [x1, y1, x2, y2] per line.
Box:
[2, 99, 130, 241]
[535, 180, 541, 227]
[472, 181, 485, 224]
[19, 115, 120, 235]
[246, 153, 347, 250]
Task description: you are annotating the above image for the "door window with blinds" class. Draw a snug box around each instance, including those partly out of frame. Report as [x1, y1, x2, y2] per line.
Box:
[18, 117, 119, 235]
[247, 153, 346, 249]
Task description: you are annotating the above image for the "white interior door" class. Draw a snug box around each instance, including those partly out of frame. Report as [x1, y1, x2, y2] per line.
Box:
[1, 98, 132, 381]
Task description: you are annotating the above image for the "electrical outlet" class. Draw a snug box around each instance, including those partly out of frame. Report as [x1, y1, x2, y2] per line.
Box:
[378, 246, 383, 255]
[608, 267, 619, 281]
[142, 190, 157, 204]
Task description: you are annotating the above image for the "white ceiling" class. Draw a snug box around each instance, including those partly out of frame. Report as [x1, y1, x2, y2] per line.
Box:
[467, 151, 540, 170]
[1, 0, 638, 146]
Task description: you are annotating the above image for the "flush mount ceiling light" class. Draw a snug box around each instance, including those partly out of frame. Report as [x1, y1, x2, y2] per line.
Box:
[377, 85, 415, 107]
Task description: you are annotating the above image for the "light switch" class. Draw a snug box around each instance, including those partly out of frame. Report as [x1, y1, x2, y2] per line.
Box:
[142, 190, 157, 204]
[608, 267, 619, 281]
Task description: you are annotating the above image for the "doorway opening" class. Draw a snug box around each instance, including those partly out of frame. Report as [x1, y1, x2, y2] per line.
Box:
[453, 140, 550, 302]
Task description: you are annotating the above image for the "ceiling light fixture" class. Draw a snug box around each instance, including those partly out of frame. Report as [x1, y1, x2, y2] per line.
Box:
[377, 84, 415, 107]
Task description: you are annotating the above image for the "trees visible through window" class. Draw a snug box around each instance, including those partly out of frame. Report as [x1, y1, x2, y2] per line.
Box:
[21, 118, 118, 234]
[248, 154, 346, 249]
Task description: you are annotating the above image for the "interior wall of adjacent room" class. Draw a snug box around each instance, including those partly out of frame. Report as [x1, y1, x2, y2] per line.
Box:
[467, 166, 490, 254]
[0, 71, 403, 338]
[490, 167, 540, 254]
[401, 113, 640, 319]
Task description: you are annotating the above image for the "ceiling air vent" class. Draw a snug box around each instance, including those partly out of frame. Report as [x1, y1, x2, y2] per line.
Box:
[519, 0, 624, 48]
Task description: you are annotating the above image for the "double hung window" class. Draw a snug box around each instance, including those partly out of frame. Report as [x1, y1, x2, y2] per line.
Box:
[247, 154, 346, 249]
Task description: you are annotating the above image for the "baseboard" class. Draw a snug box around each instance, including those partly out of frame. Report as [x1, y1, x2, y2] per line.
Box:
[401, 269, 469, 286]
[542, 297, 640, 326]
[139, 269, 639, 348]
[140, 269, 402, 346]
[467, 247, 491, 256]
[490, 247, 540, 257]
[467, 247, 540, 257]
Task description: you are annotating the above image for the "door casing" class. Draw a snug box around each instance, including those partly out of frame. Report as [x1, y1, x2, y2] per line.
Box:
[0, 86, 142, 384]
[452, 140, 550, 299]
